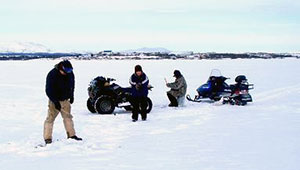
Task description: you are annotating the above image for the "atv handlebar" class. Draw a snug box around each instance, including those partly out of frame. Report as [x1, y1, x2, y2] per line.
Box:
[107, 78, 116, 82]
[148, 85, 154, 91]
[248, 84, 254, 90]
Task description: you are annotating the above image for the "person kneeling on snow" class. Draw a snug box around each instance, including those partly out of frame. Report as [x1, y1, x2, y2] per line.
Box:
[129, 65, 149, 122]
[165, 70, 187, 107]
[44, 60, 82, 144]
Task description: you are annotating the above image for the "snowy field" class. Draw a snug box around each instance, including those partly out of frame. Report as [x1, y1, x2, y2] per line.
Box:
[0, 59, 300, 170]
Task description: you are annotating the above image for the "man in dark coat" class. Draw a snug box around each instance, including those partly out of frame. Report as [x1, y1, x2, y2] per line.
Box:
[129, 65, 149, 121]
[44, 60, 82, 144]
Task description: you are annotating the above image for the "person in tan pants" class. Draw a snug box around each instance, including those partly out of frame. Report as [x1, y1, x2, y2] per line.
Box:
[44, 60, 82, 144]
[44, 100, 76, 141]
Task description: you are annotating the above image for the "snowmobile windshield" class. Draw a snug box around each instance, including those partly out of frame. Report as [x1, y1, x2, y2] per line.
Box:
[210, 69, 222, 77]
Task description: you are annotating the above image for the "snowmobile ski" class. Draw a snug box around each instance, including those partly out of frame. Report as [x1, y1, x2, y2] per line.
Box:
[186, 95, 202, 102]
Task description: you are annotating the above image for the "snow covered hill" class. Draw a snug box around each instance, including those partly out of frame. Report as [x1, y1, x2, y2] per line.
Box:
[120, 47, 171, 54]
[0, 59, 299, 170]
[0, 42, 50, 53]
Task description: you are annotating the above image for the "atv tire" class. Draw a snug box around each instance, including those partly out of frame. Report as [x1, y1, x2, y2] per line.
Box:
[87, 98, 96, 113]
[124, 106, 133, 111]
[143, 97, 153, 113]
[94, 96, 115, 114]
[126, 97, 153, 113]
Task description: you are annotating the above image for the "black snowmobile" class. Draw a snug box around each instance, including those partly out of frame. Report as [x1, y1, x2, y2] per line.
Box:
[87, 76, 153, 114]
[222, 75, 254, 106]
[186, 69, 232, 102]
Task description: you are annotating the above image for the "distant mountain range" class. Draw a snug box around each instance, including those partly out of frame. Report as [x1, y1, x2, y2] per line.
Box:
[0, 42, 173, 54]
[0, 42, 299, 60]
[120, 47, 171, 54]
[0, 42, 50, 53]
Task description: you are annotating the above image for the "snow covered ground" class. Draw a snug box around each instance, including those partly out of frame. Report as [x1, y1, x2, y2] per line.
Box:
[0, 59, 299, 170]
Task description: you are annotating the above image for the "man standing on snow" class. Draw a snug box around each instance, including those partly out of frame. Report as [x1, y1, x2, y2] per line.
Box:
[129, 65, 149, 122]
[44, 60, 82, 144]
[165, 70, 187, 107]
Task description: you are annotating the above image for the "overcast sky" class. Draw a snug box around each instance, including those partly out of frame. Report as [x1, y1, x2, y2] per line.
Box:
[1, 0, 299, 52]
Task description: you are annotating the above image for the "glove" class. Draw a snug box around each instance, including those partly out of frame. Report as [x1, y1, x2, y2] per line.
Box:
[136, 83, 142, 91]
[70, 97, 74, 104]
[53, 101, 61, 111]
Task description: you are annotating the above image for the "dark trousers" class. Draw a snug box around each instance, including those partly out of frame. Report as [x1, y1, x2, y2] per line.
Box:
[167, 93, 178, 106]
[131, 96, 148, 120]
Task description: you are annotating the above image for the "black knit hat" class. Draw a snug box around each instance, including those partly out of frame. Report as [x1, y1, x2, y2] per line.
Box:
[173, 70, 182, 78]
[135, 65, 143, 72]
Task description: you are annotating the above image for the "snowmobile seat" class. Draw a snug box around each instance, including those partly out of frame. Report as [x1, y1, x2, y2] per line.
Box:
[94, 76, 107, 88]
[235, 75, 247, 84]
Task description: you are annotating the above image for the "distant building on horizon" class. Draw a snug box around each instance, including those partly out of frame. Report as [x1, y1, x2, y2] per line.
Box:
[99, 50, 113, 56]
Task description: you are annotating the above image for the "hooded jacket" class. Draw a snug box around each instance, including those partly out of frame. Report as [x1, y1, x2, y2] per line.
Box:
[129, 73, 149, 97]
[167, 76, 187, 98]
[46, 64, 75, 102]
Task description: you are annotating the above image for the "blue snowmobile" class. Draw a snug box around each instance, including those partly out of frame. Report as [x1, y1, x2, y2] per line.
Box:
[186, 69, 232, 102]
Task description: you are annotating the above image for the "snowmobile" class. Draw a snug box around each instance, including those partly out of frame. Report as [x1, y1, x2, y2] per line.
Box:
[87, 76, 153, 114]
[186, 69, 232, 102]
[222, 75, 254, 106]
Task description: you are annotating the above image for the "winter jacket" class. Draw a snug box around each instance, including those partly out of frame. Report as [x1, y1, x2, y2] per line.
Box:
[167, 76, 187, 98]
[46, 64, 75, 103]
[129, 73, 149, 97]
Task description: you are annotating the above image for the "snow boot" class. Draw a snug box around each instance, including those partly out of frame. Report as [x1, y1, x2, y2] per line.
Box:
[168, 103, 178, 107]
[68, 135, 82, 141]
[45, 139, 52, 144]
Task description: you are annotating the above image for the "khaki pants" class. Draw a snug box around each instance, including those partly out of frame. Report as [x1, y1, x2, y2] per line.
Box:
[44, 100, 76, 140]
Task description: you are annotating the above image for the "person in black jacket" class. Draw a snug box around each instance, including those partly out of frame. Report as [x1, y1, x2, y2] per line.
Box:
[129, 65, 149, 122]
[44, 60, 82, 144]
